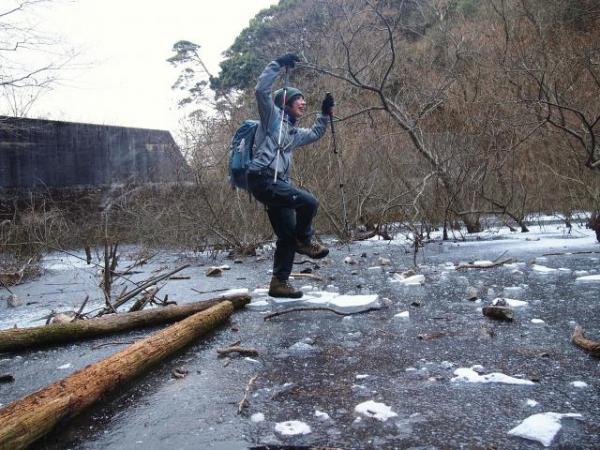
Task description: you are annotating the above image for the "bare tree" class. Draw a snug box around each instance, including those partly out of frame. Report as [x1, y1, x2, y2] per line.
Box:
[0, 0, 74, 116]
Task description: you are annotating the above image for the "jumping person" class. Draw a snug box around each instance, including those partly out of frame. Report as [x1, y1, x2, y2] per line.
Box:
[246, 53, 335, 299]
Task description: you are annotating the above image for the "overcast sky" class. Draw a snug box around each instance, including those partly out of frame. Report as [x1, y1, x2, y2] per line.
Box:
[8, 0, 277, 136]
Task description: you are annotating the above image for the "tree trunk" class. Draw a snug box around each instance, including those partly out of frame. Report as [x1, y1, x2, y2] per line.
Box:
[0, 301, 237, 450]
[0, 294, 250, 352]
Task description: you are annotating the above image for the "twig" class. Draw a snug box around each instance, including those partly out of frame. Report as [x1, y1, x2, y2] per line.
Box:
[217, 346, 259, 357]
[572, 326, 600, 357]
[290, 272, 323, 281]
[264, 306, 379, 321]
[169, 276, 191, 280]
[73, 295, 89, 320]
[191, 287, 230, 295]
[543, 250, 600, 257]
[238, 375, 258, 414]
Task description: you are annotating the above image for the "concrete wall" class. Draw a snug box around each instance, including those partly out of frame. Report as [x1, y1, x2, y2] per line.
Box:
[0, 117, 188, 188]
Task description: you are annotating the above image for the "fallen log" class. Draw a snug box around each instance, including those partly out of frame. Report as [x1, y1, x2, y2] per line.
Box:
[571, 325, 600, 357]
[0, 294, 251, 352]
[0, 301, 238, 450]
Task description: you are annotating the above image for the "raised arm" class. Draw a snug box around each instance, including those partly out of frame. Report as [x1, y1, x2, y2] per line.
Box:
[255, 60, 281, 131]
[255, 53, 300, 132]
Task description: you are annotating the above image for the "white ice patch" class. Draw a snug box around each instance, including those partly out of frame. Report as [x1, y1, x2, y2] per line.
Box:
[570, 381, 588, 388]
[531, 319, 545, 324]
[451, 366, 535, 385]
[274, 420, 311, 436]
[251, 413, 265, 423]
[508, 412, 582, 447]
[531, 264, 557, 273]
[394, 311, 410, 319]
[575, 274, 600, 282]
[473, 260, 495, 267]
[315, 410, 330, 420]
[390, 274, 425, 285]
[354, 400, 398, 421]
[303, 291, 380, 313]
[252, 288, 269, 295]
[492, 297, 528, 307]
[526, 399, 539, 407]
[57, 363, 72, 370]
[248, 300, 269, 308]
[356, 374, 369, 379]
[218, 288, 249, 297]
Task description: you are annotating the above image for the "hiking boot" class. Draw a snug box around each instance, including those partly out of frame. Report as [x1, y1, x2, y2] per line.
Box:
[295, 239, 329, 259]
[268, 276, 303, 298]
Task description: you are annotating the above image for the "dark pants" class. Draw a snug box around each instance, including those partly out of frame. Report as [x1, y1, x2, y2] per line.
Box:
[247, 171, 318, 281]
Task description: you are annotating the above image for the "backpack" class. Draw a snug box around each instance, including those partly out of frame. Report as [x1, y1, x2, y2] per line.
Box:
[228, 119, 259, 190]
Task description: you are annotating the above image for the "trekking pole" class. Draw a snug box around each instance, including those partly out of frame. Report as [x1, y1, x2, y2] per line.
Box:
[273, 67, 289, 183]
[328, 98, 350, 237]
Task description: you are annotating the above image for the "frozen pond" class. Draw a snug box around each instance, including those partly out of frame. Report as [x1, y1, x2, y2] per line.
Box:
[1, 223, 599, 449]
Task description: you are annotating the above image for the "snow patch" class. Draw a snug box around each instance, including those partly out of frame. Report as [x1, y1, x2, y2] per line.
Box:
[355, 374, 369, 379]
[315, 410, 330, 420]
[451, 366, 534, 385]
[531, 319, 545, 324]
[274, 420, 311, 436]
[394, 311, 410, 319]
[575, 274, 600, 282]
[508, 412, 582, 447]
[354, 400, 398, 421]
[531, 264, 557, 273]
[218, 288, 248, 297]
[570, 381, 588, 388]
[390, 274, 425, 285]
[57, 363, 72, 370]
[493, 297, 528, 307]
[526, 399, 539, 407]
[303, 291, 380, 313]
[251, 413, 265, 423]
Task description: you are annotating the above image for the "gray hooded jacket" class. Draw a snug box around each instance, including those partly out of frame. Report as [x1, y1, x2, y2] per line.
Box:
[247, 60, 328, 182]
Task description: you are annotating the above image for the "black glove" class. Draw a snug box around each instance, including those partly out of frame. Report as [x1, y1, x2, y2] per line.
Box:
[276, 53, 300, 68]
[321, 92, 335, 116]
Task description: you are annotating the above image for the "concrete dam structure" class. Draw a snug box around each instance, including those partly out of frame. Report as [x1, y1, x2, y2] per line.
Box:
[0, 116, 188, 189]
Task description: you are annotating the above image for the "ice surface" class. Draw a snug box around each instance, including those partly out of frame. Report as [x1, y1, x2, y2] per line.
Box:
[526, 399, 539, 407]
[57, 363, 72, 370]
[575, 274, 600, 282]
[274, 420, 312, 435]
[303, 291, 380, 313]
[314, 410, 330, 420]
[493, 297, 528, 307]
[251, 413, 265, 423]
[508, 412, 582, 446]
[394, 311, 410, 319]
[451, 367, 535, 385]
[354, 400, 398, 421]
[390, 274, 425, 285]
[217, 288, 249, 297]
[531, 265, 557, 273]
[570, 381, 588, 388]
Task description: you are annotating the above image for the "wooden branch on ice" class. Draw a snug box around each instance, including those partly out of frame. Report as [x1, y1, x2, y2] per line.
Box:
[238, 375, 258, 414]
[217, 346, 258, 357]
[572, 326, 600, 357]
[0, 301, 240, 450]
[264, 306, 378, 321]
[0, 294, 251, 352]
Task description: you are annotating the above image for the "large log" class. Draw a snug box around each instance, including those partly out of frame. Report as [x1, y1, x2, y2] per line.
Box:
[0, 301, 236, 450]
[0, 294, 250, 352]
